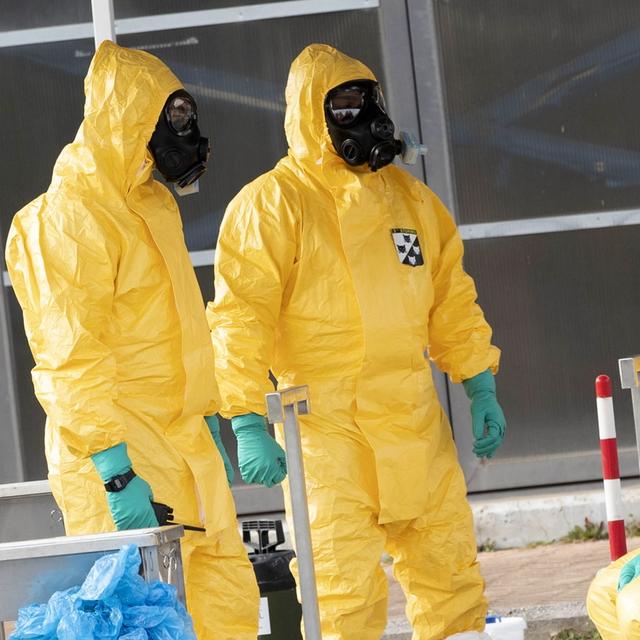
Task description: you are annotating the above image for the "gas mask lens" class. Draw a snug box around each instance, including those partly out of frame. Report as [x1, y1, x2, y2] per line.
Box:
[328, 86, 365, 125]
[166, 93, 196, 135]
[327, 83, 387, 126]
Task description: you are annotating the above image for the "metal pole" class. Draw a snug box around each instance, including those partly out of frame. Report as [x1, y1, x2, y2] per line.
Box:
[630, 388, 640, 471]
[282, 403, 321, 639]
[618, 356, 640, 474]
[265, 386, 321, 640]
[91, 0, 116, 47]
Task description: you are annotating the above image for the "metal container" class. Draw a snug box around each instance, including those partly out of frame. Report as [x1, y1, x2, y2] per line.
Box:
[0, 481, 63, 543]
[244, 520, 302, 640]
[0, 525, 185, 639]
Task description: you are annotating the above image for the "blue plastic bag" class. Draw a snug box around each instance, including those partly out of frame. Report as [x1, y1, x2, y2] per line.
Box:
[10, 545, 195, 640]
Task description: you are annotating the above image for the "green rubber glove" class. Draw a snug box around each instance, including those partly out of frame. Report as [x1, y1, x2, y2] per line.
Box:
[462, 369, 506, 459]
[231, 413, 287, 488]
[91, 442, 159, 530]
[618, 555, 640, 591]
[205, 414, 235, 486]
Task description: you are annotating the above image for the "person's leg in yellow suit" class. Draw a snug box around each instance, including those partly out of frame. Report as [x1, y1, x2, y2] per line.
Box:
[587, 547, 640, 640]
[282, 417, 389, 639]
[181, 527, 260, 640]
[49, 445, 260, 640]
[385, 489, 485, 638]
[279, 412, 485, 640]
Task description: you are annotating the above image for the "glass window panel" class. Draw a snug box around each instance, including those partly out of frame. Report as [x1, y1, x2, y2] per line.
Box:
[0, 40, 90, 241]
[7, 288, 47, 480]
[1, 2, 91, 31]
[0, 39, 91, 480]
[436, 0, 640, 223]
[463, 225, 640, 466]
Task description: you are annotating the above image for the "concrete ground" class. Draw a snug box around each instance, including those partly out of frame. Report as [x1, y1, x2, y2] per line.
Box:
[246, 479, 640, 636]
[470, 480, 640, 550]
[383, 537, 640, 638]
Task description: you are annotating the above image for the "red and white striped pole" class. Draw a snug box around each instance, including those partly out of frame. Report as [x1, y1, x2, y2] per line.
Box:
[595, 374, 627, 560]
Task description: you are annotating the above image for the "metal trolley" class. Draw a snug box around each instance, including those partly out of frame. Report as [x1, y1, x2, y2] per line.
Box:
[0, 525, 186, 639]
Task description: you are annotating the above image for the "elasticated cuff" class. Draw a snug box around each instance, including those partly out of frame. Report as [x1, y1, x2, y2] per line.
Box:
[231, 412, 265, 432]
[90, 442, 131, 482]
[462, 369, 495, 399]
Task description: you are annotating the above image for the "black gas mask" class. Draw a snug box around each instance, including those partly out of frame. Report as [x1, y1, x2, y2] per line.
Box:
[149, 89, 209, 189]
[324, 80, 402, 172]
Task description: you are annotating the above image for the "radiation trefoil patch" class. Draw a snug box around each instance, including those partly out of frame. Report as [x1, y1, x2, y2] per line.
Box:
[391, 228, 424, 267]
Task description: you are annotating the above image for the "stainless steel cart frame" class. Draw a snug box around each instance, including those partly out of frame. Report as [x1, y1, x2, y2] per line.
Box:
[619, 355, 640, 472]
[0, 481, 64, 544]
[266, 385, 322, 640]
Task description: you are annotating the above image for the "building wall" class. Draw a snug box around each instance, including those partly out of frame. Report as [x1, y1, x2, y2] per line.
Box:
[428, 0, 640, 490]
[0, 1, 639, 507]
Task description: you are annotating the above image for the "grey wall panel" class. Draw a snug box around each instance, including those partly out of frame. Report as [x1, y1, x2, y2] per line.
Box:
[0, 37, 89, 481]
[0, 41, 89, 242]
[0, 270, 23, 483]
[435, 0, 640, 225]
[7, 291, 45, 481]
[114, 0, 335, 20]
[455, 225, 640, 490]
[1, 2, 91, 31]
[410, 0, 640, 492]
[378, 0, 424, 183]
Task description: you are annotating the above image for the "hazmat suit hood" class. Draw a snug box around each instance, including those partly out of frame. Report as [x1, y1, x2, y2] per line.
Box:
[284, 43, 377, 170]
[57, 39, 182, 194]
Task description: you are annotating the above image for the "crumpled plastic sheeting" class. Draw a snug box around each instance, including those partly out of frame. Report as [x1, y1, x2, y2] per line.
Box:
[10, 545, 195, 640]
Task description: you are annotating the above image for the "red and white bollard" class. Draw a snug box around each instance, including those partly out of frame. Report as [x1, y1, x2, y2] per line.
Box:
[595, 374, 627, 560]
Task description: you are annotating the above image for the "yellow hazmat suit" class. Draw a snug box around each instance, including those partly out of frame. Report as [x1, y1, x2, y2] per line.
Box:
[208, 44, 500, 639]
[5, 41, 258, 640]
[588, 548, 640, 640]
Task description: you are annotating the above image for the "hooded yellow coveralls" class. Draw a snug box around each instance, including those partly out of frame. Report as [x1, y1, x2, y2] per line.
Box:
[208, 44, 500, 640]
[588, 548, 640, 640]
[5, 41, 259, 640]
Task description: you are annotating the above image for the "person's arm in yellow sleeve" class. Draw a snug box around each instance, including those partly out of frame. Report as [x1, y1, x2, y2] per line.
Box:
[207, 182, 298, 486]
[6, 206, 158, 528]
[427, 194, 499, 381]
[6, 207, 125, 457]
[426, 193, 506, 458]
